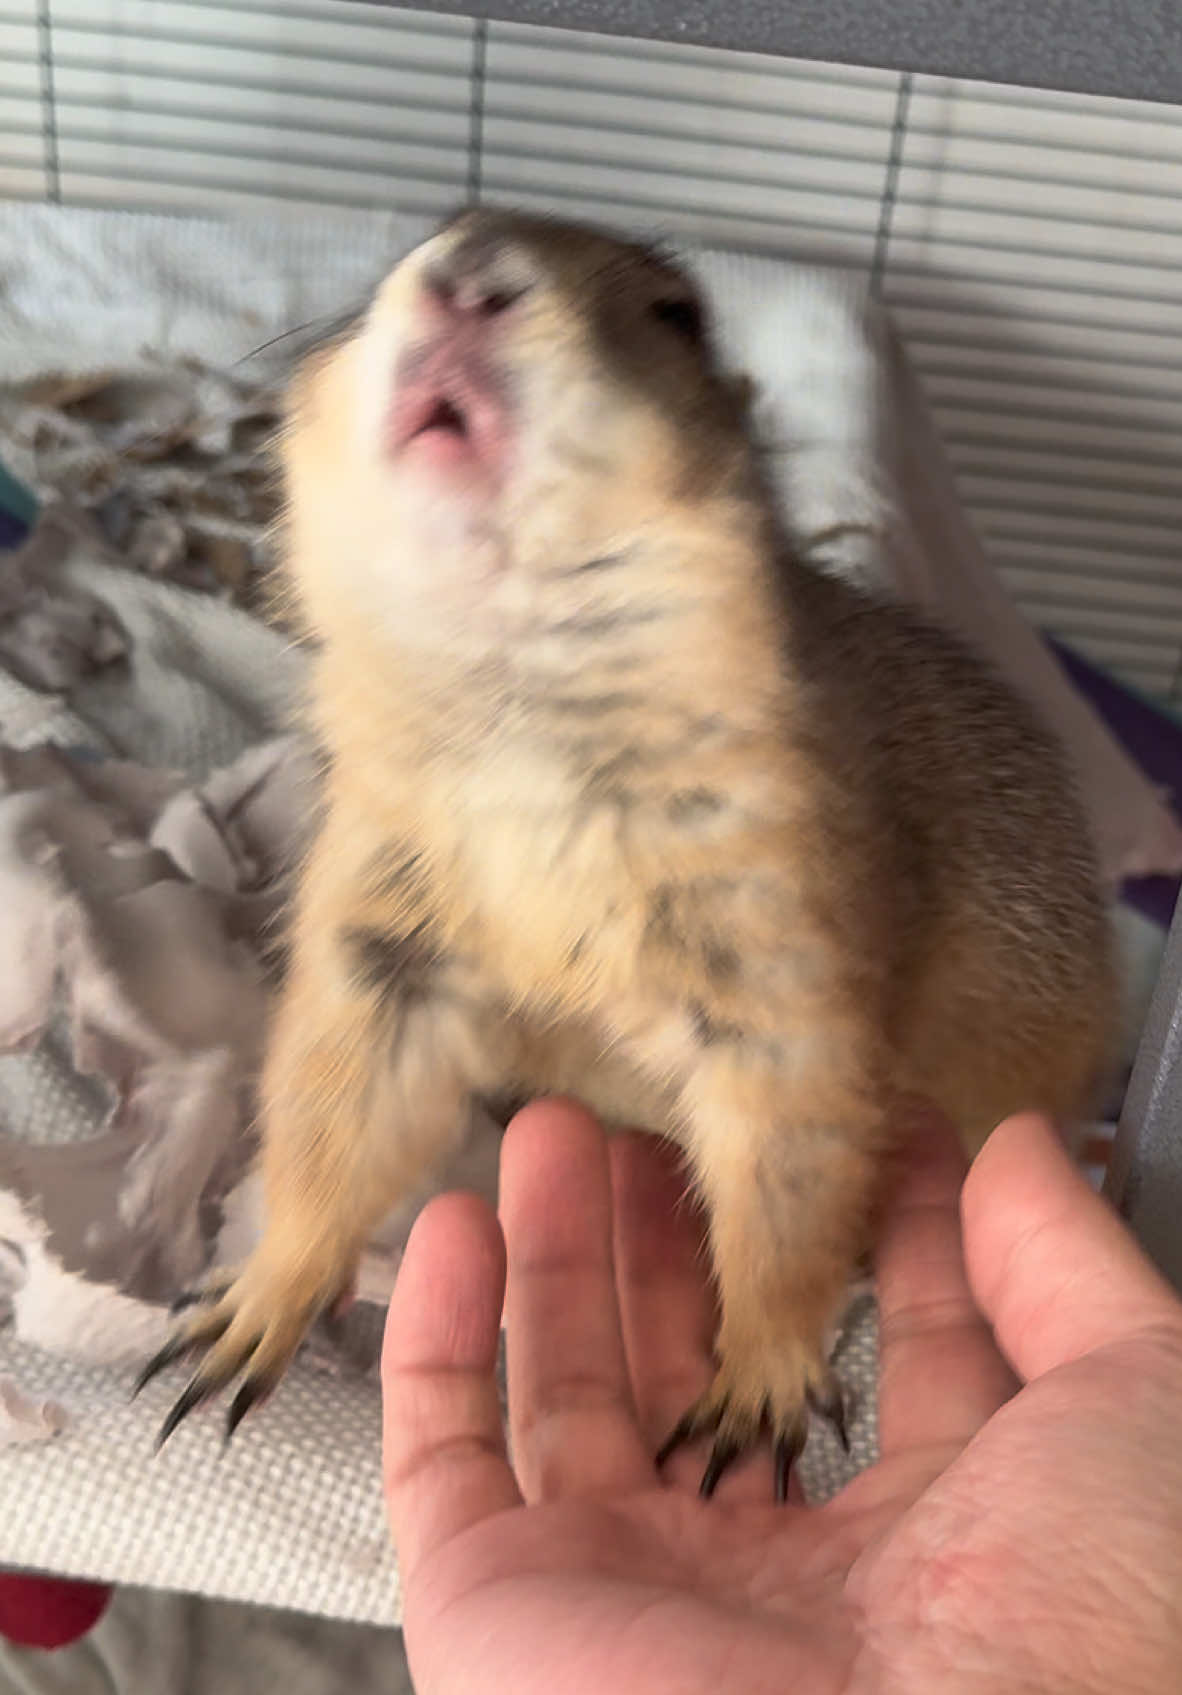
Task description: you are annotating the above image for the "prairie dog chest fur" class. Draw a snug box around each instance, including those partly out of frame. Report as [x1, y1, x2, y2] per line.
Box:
[148, 207, 1116, 1487]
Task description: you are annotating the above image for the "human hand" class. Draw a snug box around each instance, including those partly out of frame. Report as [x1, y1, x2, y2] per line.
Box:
[382, 1099, 1182, 1693]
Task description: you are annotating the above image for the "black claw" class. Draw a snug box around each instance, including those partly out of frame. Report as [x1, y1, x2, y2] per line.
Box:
[223, 1373, 271, 1447]
[660, 1388, 834, 1502]
[132, 1336, 192, 1400]
[808, 1383, 851, 1453]
[169, 1288, 212, 1317]
[774, 1434, 791, 1503]
[154, 1377, 213, 1452]
[655, 1408, 708, 1471]
[699, 1436, 743, 1498]
[773, 1424, 806, 1503]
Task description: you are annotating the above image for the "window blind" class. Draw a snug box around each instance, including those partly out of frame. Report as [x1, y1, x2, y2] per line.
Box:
[2, 0, 1180, 704]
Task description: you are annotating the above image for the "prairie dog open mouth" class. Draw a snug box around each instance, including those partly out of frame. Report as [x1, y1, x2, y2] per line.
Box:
[386, 348, 512, 484]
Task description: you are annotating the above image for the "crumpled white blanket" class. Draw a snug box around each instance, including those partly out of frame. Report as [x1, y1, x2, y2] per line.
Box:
[0, 511, 300, 1341]
[0, 508, 506, 1363]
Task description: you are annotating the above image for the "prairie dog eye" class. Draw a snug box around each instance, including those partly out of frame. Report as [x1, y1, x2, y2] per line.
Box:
[649, 295, 706, 345]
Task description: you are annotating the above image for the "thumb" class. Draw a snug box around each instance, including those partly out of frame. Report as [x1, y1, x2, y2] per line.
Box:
[962, 1112, 1182, 1383]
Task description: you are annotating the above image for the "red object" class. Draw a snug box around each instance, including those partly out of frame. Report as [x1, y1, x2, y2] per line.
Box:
[0, 1573, 112, 1649]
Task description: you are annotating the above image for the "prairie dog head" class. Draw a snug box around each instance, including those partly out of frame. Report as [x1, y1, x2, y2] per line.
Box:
[282, 208, 773, 675]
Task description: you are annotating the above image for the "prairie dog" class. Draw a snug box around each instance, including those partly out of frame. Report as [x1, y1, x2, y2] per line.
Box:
[142, 208, 1116, 1491]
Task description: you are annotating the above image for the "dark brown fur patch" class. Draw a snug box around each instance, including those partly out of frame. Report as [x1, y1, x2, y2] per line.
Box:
[646, 884, 678, 948]
[367, 845, 427, 902]
[648, 883, 741, 988]
[554, 550, 632, 578]
[344, 922, 437, 1002]
[667, 788, 725, 825]
[704, 942, 740, 984]
[545, 607, 663, 639]
[547, 690, 640, 716]
[689, 1001, 744, 1047]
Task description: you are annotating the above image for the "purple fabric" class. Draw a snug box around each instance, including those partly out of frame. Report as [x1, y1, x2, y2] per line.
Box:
[0, 508, 29, 552]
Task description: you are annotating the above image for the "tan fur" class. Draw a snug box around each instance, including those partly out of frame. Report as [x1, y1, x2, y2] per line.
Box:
[154, 210, 1117, 1468]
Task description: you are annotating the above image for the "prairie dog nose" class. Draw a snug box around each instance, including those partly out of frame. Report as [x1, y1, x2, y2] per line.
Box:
[421, 228, 538, 320]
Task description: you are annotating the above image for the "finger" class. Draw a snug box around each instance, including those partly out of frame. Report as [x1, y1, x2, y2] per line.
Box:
[501, 1098, 654, 1500]
[382, 1191, 520, 1582]
[875, 1103, 1017, 1462]
[607, 1131, 716, 1449]
[964, 1111, 1182, 1381]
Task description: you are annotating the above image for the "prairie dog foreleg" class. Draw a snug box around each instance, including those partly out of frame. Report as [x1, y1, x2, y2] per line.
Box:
[141, 810, 508, 1438]
[662, 1017, 885, 1496]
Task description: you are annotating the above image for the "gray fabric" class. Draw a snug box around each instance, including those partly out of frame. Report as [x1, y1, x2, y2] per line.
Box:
[336, 1, 1182, 106]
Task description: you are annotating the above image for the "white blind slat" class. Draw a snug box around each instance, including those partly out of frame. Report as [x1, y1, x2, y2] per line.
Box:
[0, 5, 42, 198]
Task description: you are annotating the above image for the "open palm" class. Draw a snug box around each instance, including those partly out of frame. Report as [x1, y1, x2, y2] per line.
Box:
[383, 1100, 1182, 1694]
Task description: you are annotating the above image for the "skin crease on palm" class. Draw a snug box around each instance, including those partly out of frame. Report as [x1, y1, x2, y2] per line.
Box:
[381, 1099, 1182, 1694]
